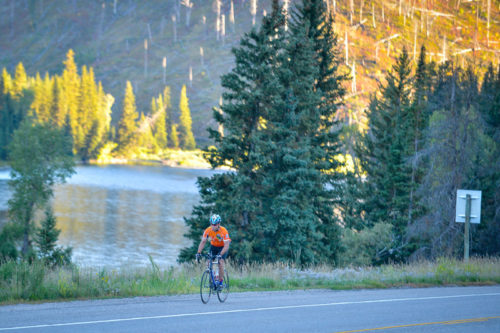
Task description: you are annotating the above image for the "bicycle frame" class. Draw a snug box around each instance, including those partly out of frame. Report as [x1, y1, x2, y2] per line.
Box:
[202, 254, 220, 290]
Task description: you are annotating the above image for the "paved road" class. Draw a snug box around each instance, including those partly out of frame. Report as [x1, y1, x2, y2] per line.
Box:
[1, 286, 499, 332]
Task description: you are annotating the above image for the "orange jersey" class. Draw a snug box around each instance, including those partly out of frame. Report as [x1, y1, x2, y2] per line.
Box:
[203, 226, 231, 247]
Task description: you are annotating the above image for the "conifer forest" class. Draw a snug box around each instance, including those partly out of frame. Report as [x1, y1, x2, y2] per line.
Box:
[0, 0, 499, 266]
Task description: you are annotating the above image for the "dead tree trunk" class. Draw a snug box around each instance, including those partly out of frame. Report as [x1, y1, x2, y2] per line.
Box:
[251, 0, 257, 26]
[163, 57, 167, 84]
[230, 0, 235, 32]
[372, 2, 376, 28]
[144, 39, 148, 77]
[172, 15, 177, 42]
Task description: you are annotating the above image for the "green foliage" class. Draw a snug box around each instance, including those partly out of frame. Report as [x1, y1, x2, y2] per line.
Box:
[180, 0, 346, 266]
[8, 120, 75, 257]
[340, 223, 394, 266]
[34, 208, 72, 267]
[178, 85, 196, 150]
[355, 48, 414, 262]
[116, 81, 139, 157]
[0, 222, 23, 263]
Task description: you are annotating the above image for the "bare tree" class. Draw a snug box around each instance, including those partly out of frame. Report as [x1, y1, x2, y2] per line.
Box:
[203, 16, 207, 37]
[172, 15, 177, 42]
[147, 23, 153, 43]
[283, 0, 290, 30]
[181, 0, 193, 28]
[216, 0, 221, 41]
[372, 2, 376, 28]
[163, 57, 167, 84]
[351, 60, 357, 93]
[10, 0, 14, 37]
[230, 0, 235, 32]
[345, 30, 349, 65]
[487, 0, 491, 47]
[251, 0, 257, 26]
[360, 0, 365, 24]
[441, 35, 447, 63]
[350, 0, 354, 25]
[144, 39, 148, 77]
[189, 66, 193, 88]
[221, 14, 226, 45]
[413, 21, 418, 62]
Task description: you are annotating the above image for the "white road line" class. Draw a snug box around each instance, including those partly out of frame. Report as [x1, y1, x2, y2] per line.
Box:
[1, 292, 499, 331]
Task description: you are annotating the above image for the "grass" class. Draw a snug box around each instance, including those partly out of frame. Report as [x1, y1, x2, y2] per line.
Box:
[0, 257, 499, 304]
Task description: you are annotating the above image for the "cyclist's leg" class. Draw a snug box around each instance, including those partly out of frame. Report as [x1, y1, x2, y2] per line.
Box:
[219, 251, 228, 282]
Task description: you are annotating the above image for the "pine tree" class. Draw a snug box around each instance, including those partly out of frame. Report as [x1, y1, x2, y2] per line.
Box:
[473, 64, 500, 256]
[180, 0, 346, 265]
[51, 76, 68, 127]
[136, 112, 156, 153]
[152, 94, 168, 150]
[116, 81, 138, 157]
[35, 207, 72, 266]
[417, 63, 488, 258]
[170, 123, 179, 149]
[178, 85, 196, 150]
[180, 1, 289, 263]
[62, 49, 80, 155]
[12, 62, 28, 98]
[356, 48, 414, 262]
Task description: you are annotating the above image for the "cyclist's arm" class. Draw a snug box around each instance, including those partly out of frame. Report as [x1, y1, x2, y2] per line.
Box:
[197, 236, 207, 254]
[220, 239, 231, 256]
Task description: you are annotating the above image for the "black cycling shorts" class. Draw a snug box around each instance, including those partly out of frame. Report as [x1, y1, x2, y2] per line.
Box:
[210, 245, 228, 259]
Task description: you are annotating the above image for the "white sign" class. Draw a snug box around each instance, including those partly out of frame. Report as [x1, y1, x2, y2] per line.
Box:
[455, 189, 482, 224]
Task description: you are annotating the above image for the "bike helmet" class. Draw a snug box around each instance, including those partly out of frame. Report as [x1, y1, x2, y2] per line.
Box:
[210, 214, 221, 225]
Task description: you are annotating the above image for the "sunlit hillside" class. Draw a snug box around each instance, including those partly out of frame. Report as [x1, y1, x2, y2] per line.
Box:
[1, 0, 498, 144]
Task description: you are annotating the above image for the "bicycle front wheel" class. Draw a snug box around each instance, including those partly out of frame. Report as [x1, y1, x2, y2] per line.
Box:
[200, 270, 212, 304]
[217, 269, 230, 303]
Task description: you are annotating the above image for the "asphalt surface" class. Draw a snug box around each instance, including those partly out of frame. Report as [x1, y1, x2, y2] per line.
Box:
[0, 286, 499, 332]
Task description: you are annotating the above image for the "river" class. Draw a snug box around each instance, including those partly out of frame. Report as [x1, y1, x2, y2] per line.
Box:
[0, 165, 222, 268]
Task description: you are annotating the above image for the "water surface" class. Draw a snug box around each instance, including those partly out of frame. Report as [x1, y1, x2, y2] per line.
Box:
[0, 165, 221, 268]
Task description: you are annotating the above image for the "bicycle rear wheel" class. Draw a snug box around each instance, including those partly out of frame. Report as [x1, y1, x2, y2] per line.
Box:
[217, 269, 230, 303]
[200, 270, 212, 304]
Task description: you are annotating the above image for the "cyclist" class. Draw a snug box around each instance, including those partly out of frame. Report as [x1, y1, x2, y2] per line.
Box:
[196, 214, 231, 289]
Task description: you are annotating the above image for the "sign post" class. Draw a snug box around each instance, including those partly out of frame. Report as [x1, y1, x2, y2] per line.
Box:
[455, 190, 481, 263]
[464, 194, 471, 262]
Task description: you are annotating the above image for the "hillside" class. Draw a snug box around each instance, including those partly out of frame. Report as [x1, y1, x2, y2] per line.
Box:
[1, 0, 498, 145]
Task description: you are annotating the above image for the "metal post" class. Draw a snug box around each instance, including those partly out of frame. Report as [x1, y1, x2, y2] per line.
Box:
[464, 194, 471, 263]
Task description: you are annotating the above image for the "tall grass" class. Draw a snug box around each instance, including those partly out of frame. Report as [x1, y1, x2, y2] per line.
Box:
[1, 257, 499, 304]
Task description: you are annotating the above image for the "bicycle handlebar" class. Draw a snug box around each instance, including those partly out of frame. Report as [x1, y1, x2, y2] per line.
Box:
[196, 253, 220, 263]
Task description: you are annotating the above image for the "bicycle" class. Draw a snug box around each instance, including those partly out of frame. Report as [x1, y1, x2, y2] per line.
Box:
[197, 253, 229, 303]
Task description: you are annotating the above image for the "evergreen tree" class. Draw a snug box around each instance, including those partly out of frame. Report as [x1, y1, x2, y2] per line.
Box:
[473, 64, 500, 256]
[170, 123, 179, 149]
[51, 76, 68, 127]
[136, 112, 156, 153]
[180, 0, 346, 265]
[34, 207, 72, 266]
[152, 93, 168, 150]
[404, 46, 433, 253]
[62, 49, 80, 155]
[116, 81, 138, 157]
[12, 62, 28, 98]
[162, 86, 176, 149]
[356, 48, 414, 262]
[180, 1, 289, 263]
[178, 85, 196, 150]
[8, 121, 75, 257]
[417, 63, 488, 258]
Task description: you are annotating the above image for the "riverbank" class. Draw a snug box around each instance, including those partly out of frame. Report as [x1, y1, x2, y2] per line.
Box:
[1, 257, 498, 304]
[91, 148, 214, 169]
